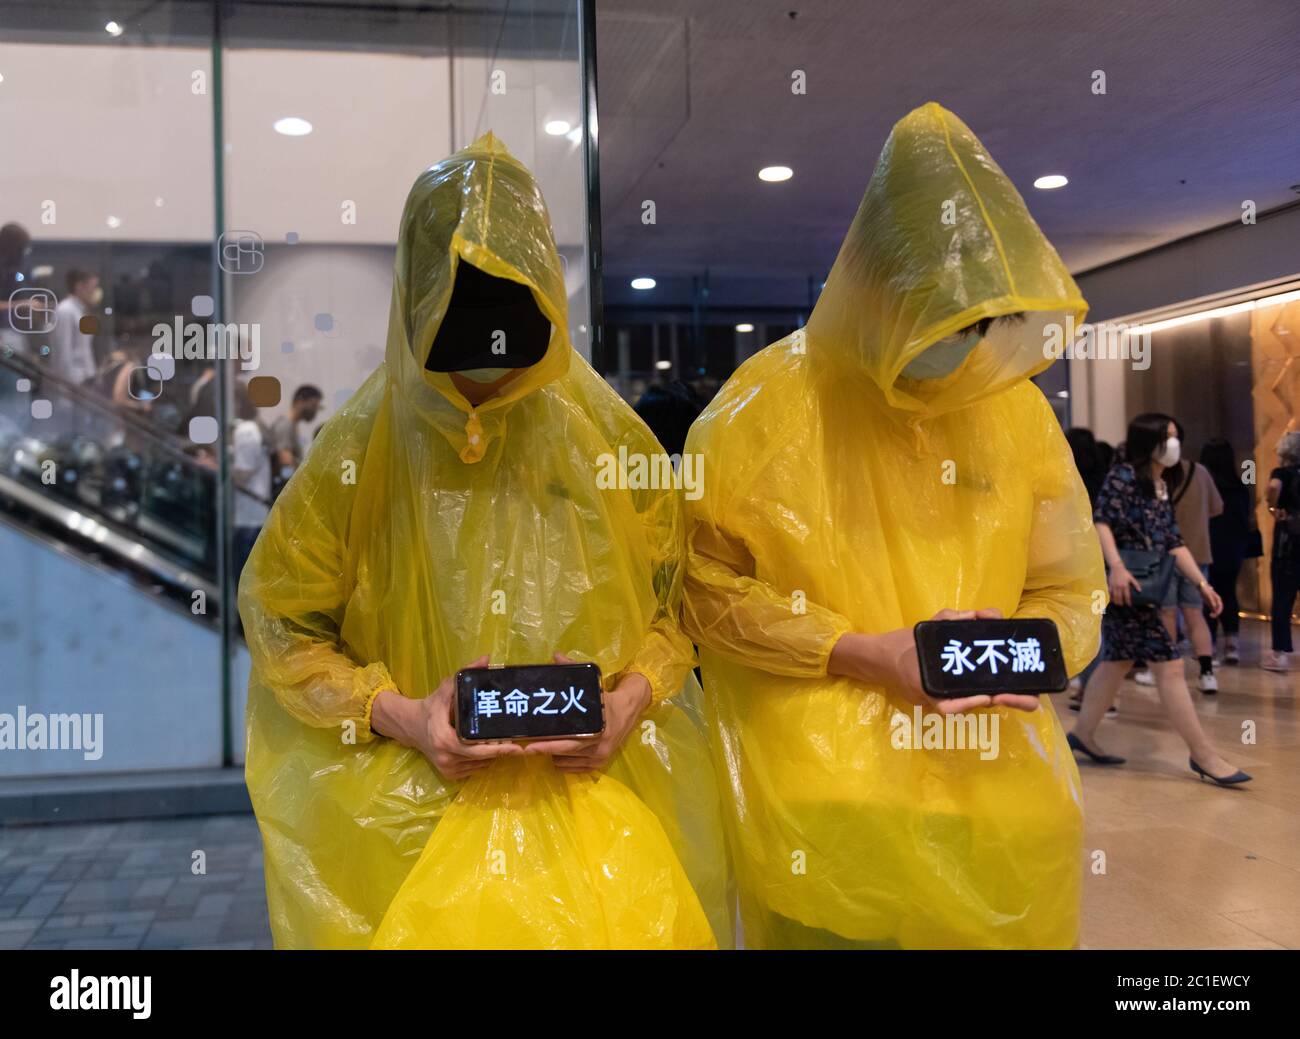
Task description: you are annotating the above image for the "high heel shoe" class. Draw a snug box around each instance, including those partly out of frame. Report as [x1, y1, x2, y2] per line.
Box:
[1067, 732, 1126, 765]
[1189, 758, 1252, 786]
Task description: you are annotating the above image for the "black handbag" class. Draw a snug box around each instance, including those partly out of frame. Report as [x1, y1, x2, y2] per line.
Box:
[1115, 546, 1176, 608]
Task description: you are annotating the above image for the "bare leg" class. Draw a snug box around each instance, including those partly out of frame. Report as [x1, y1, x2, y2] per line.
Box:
[1181, 604, 1214, 659]
[1160, 607, 1178, 643]
[1071, 659, 1129, 753]
[1149, 659, 1238, 777]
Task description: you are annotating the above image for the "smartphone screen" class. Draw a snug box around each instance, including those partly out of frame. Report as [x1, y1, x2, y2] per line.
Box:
[913, 618, 1068, 698]
[455, 662, 605, 742]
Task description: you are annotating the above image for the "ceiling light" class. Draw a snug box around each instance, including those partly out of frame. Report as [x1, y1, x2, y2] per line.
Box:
[566, 127, 583, 144]
[106, 215, 121, 229]
[758, 166, 793, 182]
[655, 360, 672, 370]
[0, 73, 6, 84]
[1033, 174, 1068, 190]
[105, 21, 123, 36]
[274, 117, 313, 137]
[631, 277, 656, 290]
[735, 323, 754, 332]
[544, 120, 572, 136]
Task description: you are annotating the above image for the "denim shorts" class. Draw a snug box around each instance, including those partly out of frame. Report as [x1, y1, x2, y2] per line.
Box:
[1163, 564, 1208, 608]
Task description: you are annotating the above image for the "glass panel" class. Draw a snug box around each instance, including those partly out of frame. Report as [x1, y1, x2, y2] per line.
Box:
[0, 3, 223, 776]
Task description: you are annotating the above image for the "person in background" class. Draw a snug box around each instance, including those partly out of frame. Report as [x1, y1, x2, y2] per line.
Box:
[1065, 426, 1108, 707]
[633, 379, 705, 457]
[231, 380, 271, 580]
[269, 383, 323, 495]
[1069, 413, 1249, 786]
[1066, 427, 1106, 506]
[1095, 438, 1116, 474]
[1201, 437, 1256, 665]
[49, 269, 101, 385]
[1134, 417, 1222, 692]
[1263, 430, 1300, 672]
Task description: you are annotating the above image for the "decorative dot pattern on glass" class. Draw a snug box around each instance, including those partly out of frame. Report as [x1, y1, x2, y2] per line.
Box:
[189, 416, 219, 444]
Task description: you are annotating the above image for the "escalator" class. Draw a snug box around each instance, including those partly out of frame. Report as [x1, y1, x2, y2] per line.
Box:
[0, 351, 261, 622]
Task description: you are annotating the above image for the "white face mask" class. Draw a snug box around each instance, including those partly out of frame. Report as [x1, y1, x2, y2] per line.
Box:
[456, 367, 516, 384]
[901, 329, 981, 380]
[1155, 436, 1181, 468]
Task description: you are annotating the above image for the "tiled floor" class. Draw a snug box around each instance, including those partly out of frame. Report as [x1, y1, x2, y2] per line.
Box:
[1068, 622, 1299, 949]
[0, 814, 272, 949]
[1, 621, 1296, 950]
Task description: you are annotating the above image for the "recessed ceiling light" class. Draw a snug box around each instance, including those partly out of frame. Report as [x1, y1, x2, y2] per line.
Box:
[544, 120, 572, 136]
[274, 117, 313, 137]
[154, 197, 165, 207]
[655, 360, 672, 370]
[735, 323, 754, 332]
[0, 73, 6, 84]
[566, 127, 583, 144]
[1033, 174, 1068, 190]
[105, 21, 123, 36]
[106, 215, 122, 229]
[631, 277, 656, 290]
[758, 166, 793, 182]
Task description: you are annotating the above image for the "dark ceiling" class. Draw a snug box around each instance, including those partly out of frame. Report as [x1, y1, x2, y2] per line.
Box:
[595, 0, 1300, 307]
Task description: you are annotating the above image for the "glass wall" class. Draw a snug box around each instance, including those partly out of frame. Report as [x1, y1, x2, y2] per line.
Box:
[0, 0, 592, 776]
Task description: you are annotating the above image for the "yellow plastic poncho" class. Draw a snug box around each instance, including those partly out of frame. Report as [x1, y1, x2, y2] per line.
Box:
[682, 103, 1103, 949]
[240, 132, 730, 950]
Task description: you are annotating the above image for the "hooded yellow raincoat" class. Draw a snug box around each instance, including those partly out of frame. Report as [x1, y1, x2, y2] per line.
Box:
[683, 103, 1103, 949]
[241, 132, 729, 950]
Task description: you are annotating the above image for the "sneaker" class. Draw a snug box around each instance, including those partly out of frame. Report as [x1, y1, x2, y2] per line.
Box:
[1133, 669, 1155, 686]
[1261, 651, 1291, 672]
[1224, 637, 1240, 666]
[1198, 671, 1218, 694]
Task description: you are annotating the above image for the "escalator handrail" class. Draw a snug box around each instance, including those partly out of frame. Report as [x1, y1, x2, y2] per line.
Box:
[1, 350, 273, 508]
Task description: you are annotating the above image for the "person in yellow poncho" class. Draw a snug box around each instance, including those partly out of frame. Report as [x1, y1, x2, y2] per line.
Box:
[240, 132, 730, 950]
[682, 102, 1104, 949]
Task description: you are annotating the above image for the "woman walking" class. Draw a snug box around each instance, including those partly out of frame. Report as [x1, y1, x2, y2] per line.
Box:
[1069, 414, 1251, 786]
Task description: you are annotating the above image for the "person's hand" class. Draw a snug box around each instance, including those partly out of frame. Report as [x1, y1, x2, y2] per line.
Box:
[524, 653, 652, 773]
[1108, 564, 1141, 607]
[373, 655, 522, 781]
[1200, 582, 1224, 618]
[829, 607, 1039, 714]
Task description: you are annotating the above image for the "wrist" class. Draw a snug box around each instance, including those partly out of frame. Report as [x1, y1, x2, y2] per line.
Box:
[370, 688, 415, 745]
[616, 672, 653, 714]
[829, 632, 878, 684]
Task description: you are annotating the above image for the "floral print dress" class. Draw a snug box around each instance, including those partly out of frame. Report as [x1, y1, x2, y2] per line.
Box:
[1094, 462, 1184, 662]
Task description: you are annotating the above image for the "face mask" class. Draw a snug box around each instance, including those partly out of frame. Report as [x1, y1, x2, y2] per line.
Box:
[88, 286, 104, 306]
[456, 367, 515, 384]
[1155, 436, 1181, 468]
[900, 329, 981, 380]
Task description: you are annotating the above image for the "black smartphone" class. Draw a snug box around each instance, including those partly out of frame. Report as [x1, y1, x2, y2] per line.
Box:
[913, 618, 1068, 699]
[454, 662, 605, 743]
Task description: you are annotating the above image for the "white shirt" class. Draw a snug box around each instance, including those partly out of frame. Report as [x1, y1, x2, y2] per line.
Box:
[233, 420, 271, 528]
[50, 296, 97, 384]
